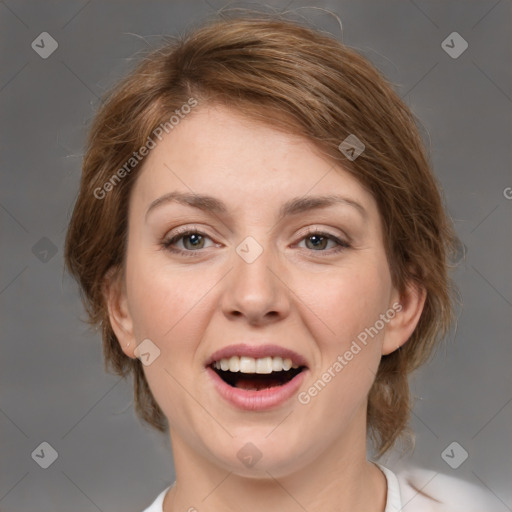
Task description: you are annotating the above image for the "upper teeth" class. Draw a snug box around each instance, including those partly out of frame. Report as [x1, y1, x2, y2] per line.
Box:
[213, 356, 299, 374]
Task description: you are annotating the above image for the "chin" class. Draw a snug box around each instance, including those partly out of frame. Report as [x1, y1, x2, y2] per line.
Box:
[200, 431, 312, 479]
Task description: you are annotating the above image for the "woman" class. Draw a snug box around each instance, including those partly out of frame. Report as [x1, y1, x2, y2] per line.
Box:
[64, 13, 498, 512]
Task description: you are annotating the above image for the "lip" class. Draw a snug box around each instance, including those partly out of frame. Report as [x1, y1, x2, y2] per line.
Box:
[205, 343, 309, 411]
[205, 343, 309, 368]
[206, 365, 307, 411]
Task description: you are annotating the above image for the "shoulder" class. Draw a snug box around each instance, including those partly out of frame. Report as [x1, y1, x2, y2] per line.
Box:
[141, 485, 170, 512]
[395, 465, 504, 511]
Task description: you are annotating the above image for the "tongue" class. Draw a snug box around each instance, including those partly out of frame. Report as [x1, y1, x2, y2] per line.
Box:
[235, 375, 286, 391]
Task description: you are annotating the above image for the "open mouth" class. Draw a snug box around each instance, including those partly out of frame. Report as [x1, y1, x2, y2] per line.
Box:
[210, 356, 306, 391]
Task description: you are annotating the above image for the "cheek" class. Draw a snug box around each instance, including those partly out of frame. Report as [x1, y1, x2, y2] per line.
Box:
[304, 261, 393, 351]
[125, 253, 215, 358]
[296, 266, 392, 426]
[124, 255, 214, 421]
[298, 258, 393, 421]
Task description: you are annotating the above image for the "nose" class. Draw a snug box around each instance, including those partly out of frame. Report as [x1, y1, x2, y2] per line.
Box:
[220, 237, 291, 326]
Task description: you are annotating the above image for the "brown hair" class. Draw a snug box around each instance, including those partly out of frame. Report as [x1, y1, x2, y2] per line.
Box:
[64, 12, 458, 457]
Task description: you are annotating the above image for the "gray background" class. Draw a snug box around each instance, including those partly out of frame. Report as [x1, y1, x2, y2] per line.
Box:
[1, 1, 511, 510]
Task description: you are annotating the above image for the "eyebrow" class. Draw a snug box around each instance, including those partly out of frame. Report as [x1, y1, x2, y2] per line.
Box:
[145, 191, 366, 221]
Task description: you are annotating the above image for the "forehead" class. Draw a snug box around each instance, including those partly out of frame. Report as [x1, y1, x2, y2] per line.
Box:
[131, 104, 377, 219]
[148, 105, 321, 174]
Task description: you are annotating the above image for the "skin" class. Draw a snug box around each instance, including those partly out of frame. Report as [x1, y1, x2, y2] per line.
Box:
[106, 105, 425, 512]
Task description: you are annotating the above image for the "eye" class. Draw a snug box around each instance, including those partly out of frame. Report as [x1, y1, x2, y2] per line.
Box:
[162, 228, 350, 257]
[162, 229, 216, 255]
[297, 230, 350, 254]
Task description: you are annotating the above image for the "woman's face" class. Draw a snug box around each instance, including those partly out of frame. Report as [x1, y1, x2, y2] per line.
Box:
[110, 105, 415, 477]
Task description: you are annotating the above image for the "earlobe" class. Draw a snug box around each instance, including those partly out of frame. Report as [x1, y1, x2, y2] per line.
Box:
[381, 281, 426, 356]
[103, 268, 136, 358]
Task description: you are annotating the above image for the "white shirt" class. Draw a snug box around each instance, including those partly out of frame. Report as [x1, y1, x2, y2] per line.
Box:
[141, 463, 503, 511]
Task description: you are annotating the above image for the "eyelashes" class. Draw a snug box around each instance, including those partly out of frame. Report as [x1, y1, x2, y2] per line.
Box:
[161, 228, 351, 258]
[162, 230, 216, 256]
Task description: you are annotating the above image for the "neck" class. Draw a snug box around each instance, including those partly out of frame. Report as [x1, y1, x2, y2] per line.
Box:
[163, 406, 387, 512]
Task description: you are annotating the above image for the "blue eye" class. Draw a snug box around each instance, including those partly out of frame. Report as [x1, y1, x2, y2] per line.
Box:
[297, 231, 350, 254]
[162, 230, 214, 255]
[162, 229, 350, 257]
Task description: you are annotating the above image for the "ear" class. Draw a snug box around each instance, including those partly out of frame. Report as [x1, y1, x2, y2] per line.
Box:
[381, 280, 426, 356]
[103, 267, 137, 359]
